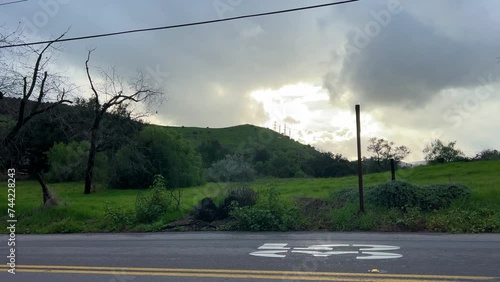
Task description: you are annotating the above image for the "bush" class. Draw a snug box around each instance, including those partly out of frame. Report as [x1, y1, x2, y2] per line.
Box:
[46, 141, 88, 182]
[135, 175, 170, 223]
[46, 218, 84, 233]
[428, 206, 499, 233]
[218, 183, 258, 218]
[46, 141, 108, 183]
[193, 197, 219, 222]
[367, 181, 421, 210]
[103, 202, 134, 231]
[331, 203, 359, 231]
[228, 185, 302, 231]
[329, 187, 358, 207]
[418, 183, 471, 211]
[206, 154, 255, 182]
[229, 206, 280, 231]
[367, 180, 472, 211]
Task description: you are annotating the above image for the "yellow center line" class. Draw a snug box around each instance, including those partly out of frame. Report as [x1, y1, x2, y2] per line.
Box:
[12, 268, 450, 282]
[0, 264, 497, 281]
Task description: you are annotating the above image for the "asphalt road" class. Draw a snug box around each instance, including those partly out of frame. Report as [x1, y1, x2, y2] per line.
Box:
[0, 232, 499, 281]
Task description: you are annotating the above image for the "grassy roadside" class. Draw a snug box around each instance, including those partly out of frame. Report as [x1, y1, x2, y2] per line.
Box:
[0, 160, 499, 233]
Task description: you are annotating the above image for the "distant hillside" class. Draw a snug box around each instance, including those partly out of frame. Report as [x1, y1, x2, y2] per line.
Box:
[161, 124, 347, 177]
[165, 124, 321, 159]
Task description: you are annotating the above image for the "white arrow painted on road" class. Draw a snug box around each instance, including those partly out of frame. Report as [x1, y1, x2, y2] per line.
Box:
[250, 243, 403, 259]
[249, 250, 289, 258]
[357, 251, 403, 259]
[353, 244, 401, 251]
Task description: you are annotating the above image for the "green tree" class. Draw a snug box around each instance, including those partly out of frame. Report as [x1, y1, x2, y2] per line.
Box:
[267, 151, 304, 178]
[474, 149, 500, 161]
[109, 126, 204, 189]
[303, 152, 355, 178]
[197, 139, 227, 167]
[423, 139, 466, 164]
[46, 141, 108, 184]
[367, 137, 411, 168]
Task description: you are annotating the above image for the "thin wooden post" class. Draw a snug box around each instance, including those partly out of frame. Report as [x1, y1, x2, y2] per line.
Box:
[390, 158, 396, 181]
[355, 104, 364, 213]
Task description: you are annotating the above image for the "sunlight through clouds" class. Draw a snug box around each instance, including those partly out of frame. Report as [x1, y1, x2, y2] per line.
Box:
[249, 82, 384, 155]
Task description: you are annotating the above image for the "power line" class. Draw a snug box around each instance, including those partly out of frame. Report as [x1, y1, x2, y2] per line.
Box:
[0, 0, 359, 49]
[0, 0, 27, 7]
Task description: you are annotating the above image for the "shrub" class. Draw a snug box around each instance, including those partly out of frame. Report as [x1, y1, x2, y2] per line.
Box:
[329, 187, 358, 207]
[331, 203, 359, 231]
[206, 154, 255, 182]
[103, 202, 134, 231]
[367, 180, 472, 212]
[428, 206, 499, 233]
[228, 185, 302, 231]
[193, 197, 219, 222]
[46, 218, 84, 233]
[394, 206, 427, 231]
[135, 175, 170, 223]
[218, 183, 258, 218]
[367, 180, 421, 210]
[229, 206, 280, 231]
[418, 183, 471, 211]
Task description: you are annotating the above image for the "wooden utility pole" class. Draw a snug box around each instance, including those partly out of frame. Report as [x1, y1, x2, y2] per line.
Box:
[355, 104, 364, 213]
[390, 158, 396, 180]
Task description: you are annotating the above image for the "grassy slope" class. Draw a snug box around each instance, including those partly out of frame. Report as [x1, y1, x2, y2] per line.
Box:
[1, 160, 499, 233]
[256, 160, 500, 204]
[166, 124, 322, 159]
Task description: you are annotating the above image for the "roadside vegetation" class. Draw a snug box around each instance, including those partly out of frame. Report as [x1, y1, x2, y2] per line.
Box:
[1, 160, 498, 234]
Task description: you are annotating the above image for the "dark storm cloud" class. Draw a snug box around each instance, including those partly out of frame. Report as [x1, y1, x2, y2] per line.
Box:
[324, 0, 500, 109]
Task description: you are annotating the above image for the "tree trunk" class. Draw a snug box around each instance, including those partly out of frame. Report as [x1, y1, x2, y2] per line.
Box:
[34, 171, 53, 205]
[84, 126, 98, 194]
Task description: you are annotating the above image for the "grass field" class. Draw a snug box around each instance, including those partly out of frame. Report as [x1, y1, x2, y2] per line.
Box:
[1, 160, 499, 233]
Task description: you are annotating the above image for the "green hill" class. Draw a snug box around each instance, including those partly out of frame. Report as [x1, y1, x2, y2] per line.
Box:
[166, 123, 320, 159]
[163, 124, 355, 178]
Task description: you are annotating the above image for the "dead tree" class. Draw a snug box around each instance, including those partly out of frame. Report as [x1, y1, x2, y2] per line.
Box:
[83, 49, 164, 194]
[1, 32, 72, 205]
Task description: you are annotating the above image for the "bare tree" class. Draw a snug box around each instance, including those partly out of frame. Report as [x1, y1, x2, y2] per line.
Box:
[83, 49, 164, 194]
[0, 32, 72, 205]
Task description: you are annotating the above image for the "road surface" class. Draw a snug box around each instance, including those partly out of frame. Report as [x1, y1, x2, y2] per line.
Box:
[1, 232, 499, 281]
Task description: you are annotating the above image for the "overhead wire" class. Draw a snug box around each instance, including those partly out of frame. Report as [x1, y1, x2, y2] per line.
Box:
[0, 0, 359, 49]
[0, 0, 28, 7]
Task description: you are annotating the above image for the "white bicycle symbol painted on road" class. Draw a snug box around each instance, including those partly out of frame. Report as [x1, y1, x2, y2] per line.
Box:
[250, 244, 402, 260]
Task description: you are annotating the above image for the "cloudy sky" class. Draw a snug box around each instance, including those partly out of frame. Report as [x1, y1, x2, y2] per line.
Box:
[1, 0, 499, 161]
